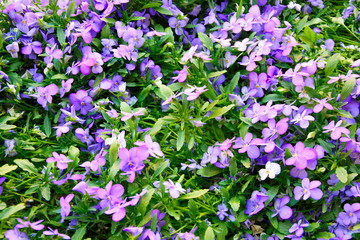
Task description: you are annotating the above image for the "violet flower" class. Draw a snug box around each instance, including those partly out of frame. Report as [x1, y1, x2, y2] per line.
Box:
[123, 27, 145, 48]
[217, 203, 229, 220]
[46, 152, 73, 170]
[313, 97, 334, 113]
[59, 78, 74, 98]
[233, 133, 263, 159]
[16, 218, 44, 230]
[168, 17, 188, 35]
[118, 146, 149, 182]
[288, 219, 309, 237]
[134, 135, 164, 158]
[294, 178, 323, 200]
[60, 194, 74, 223]
[43, 227, 70, 239]
[336, 203, 360, 226]
[36, 84, 58, 109]
[244, 190, 269, 216]
[285, 142, 316, 170]
[323, 120, 350, 140]
[4, 228, 29, 240]
[96, 181, 124, 210]
[0, 177, 6, 195]
[20, 37, 42, 56]
[272, 196, 293, 219]
[69, 90, 93, 115]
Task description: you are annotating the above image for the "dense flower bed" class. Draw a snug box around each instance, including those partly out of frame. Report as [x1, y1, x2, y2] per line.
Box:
[1, 0, 360, 239]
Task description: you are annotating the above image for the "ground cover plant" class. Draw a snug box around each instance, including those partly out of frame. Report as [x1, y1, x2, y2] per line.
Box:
[0, 0, 360, 239]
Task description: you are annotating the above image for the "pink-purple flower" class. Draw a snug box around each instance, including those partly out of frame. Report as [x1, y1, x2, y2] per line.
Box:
[294, 178, 323, 200]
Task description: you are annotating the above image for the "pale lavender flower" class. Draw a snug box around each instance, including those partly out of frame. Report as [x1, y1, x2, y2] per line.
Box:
[16, 218, 44, 230]
[290, 108, 314, 129]
[163, 179, 186, 198]
[313, 98, 334, 113]
[69, 90, 93, 115]
[43, 228, 70, 239]
[294, 178, 323, 200]
[134, 135, 164, 158]
[288, 219, 309, 237]
[244, 190, 269, 215]
[46, 152, 73, 170]
[233, 133, 263, 159]
[336, 203, 360, 226]
[59, 78, 74, 98]
[323, 120, 350, 140]
[6, 42, 19, 58]
[4, 228, 29, 240]
[121, 108, 146, 121]
[36, 84, 58, 109]
[217, 203, 229, 220]
[60, 194, 74, 223]
[272, 196, 293, 219]
[183, 85, 207, 101]
[168, 17, 188, 35]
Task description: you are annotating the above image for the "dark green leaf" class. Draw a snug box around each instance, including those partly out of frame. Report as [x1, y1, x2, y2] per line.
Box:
[198, 32, 213, 50]
[153, 160, 169, 178]
[197, 166, 222, 177]
[43, 114, 51, 137]
[340, 77, 356, 101]
[153, 7, 173, 15]
[177, 130, 185, 151]
[72, 225, 87, 240]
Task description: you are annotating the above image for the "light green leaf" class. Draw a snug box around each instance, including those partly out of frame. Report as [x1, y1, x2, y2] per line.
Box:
[120, 102, 132, 113]
[208, 70, 227, 79]
[41, 185, 51, 201]
[0, 164, 18, 175]
[108, 160, 120, 181]
[0, 201, 6, 210]
[72, 225, 87, 240]
[204, 227, 215, 240]
[138, 189, 155, 216]
[56, 28, 66, 46]
[176, 130, 185, 151]
[153, 7, 173, 15]
[228, 197, 240, 212]
[336, 167, 348, 183]
[179, 189, 209, 199]
[225, 72, 240, 93]
[43, 114, 51, 137]
[325, 53, 340, 76]
[109, 141, 119, 166]
[0, 203, 26, 220]
[198, 32, 213, 50]
[153, 160, 169, 178]
[141, 2, 162, 9]
[0, 124, 16, 130]
[315, 232, 336, 239]
[205, 104, 235, 121]
[197, 166, 222, 177]
[66, 1, 76, 18]
[14, 159, 37, 174]
[341, 77, 356, 101]
[240, 158, 250, 168]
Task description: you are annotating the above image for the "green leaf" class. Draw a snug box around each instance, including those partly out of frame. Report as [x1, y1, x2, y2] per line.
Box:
[14, 159, 37, 174]
[315, 232, 336, 239]
[66, 1, 76, 18]
[197, 166, 222, 177]
[0, 203, 26, 220]
[304, 86, 321, 99]
[177, 130, 185, 151]
[109, 141, 119, 166]
[41, 185, 51, 201]
[261, 94, 285, 103]
[325, 53, 340, 76]
[101, 24, 111, 39]
[179, 189, 209, 199]
[56, 28, 66, 46]
[138, 84, 153, 102]
[0, 201, 6, 210]
[296, 15, 309, 33]
[204, 227, 215, 240]
[72, 225, 87, 240]
[0, 164, 18, 175]
[337, 109, 353, 119]
[265, 186, 279, 205]
[120, 102, 132, 113]
[240, 158, 250, 168]
[141, 2, 162, 9]
[208, 70, 227, 79]
[0, 124, 16, 130]
[153, 7, 173, 15]
[277, 221, 292, 234]
[138, 189, 155, 216]
[51, 74, 68, 80]
[228, 197, 240, 212]
[0, 30, 3, 49]
[68, 146, 80, 162]
[108, 160, 120, 181]
[153, 160, 169, 178]
[317, 139, 334, 153]
[229, 157, 237, 177]
[335, 167, 348, 183]
[225, 72, 240, 93]
[43, 114, 51, 137]
[198, 32, 213, 50]
[205, 104, 235, 121]
[332, 173, 358, 192]
[341, 77, 356, 101]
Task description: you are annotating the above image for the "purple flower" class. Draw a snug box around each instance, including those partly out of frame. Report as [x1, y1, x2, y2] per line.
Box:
[14, 12, 38, 33]
[233, 133, 263, 159]
[36, 84, 58, 109]
[262, 118, 289, 140]
[288, 219, 309, 237]
[290, 107, 314, 129]
[60, 194, 74, 223]
[323, 120, 350, 140]
[221, 52, 237, 68]
[20, 37, 42, 56]
[59, 78, 74, 98]
[313, 97, 334, 113]
[44, 44, 63, 65]
[244, 190, 269, 216]
[272, 196, 293, 219]
[46, 152, 73, 170]
[75, 128, 94, 145]
[4, 228, 29, 240]
[321, 39, 335, 51]
[336, 203, 360, 226]
[239, 52, 262, 71]
[16, 218, 44, 230]
[172, 66, 189, 83]
[123, 227, 144, 237]
[43, 227, 70, 239]
[294, 178, 323, 200]
[163, 179, 186, 198]
[0, 177, 6, 195]
[118, 147, 149, 182]
[134, 135, 164, 158]
[285, 142, 316, 170]
[69, 90, 93, 115]
[168, 17, 188, 35]
[217, 203, 229, 220]
[96, 181, 124, 210]
[123, 27, 145, 48]
[183, 85, 207, 101]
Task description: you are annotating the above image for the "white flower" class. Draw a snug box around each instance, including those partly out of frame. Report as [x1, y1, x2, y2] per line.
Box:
[259, 162, 281, 180]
